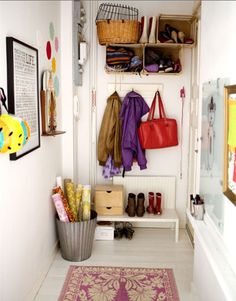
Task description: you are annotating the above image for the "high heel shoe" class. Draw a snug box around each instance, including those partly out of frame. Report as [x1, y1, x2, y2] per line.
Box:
[173, 59, 182, 73]
[178, 31, 185, 43]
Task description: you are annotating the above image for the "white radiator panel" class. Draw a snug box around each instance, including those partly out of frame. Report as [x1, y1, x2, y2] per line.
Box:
[113, 176, 176, 209]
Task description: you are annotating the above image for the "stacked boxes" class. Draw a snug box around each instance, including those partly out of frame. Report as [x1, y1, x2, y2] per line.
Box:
[95, 185, 124, 216]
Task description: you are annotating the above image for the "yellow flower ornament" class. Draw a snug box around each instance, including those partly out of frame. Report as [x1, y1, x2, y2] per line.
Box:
[0, 114, 30, 154]
[0, 116, 12, 153]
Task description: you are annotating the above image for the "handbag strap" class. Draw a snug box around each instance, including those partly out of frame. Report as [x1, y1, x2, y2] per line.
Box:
[147, 92, 157, 121]
[157, 91, 166, 119]
[147, 91, 166, 120]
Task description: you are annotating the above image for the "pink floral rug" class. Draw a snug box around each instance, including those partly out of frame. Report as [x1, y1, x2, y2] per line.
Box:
[58, 265, 180, 301]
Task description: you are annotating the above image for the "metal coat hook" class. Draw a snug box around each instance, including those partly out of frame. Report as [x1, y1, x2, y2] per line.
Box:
[0, 87, 9, 114]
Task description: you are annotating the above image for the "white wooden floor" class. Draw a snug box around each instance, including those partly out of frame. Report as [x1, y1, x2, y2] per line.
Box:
[34, 228, 197, 301]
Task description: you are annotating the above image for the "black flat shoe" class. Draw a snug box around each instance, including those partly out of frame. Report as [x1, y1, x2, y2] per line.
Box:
[123, 222, 135, 240]
[114, 222, 124, 239]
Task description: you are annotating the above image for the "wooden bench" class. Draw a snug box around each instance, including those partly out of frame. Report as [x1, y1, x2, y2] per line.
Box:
[97, 209, 179, 242]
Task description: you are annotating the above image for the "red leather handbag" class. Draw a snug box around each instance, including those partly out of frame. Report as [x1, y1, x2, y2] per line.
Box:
[138, 91, 178, 149]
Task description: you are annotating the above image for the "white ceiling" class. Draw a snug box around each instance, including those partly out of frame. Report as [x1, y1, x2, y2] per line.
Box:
[97, 0, 197, 16]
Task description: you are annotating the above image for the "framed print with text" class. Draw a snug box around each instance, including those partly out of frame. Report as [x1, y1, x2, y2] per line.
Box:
[6, 37, 40, 160]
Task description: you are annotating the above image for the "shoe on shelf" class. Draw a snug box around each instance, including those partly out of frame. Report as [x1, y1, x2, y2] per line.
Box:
[171, 30, 178, 43]
[173, 59, 182, 73]
[123, 222, 135, 240]
[147, 192, 155, 214]
[125, 193, 136, 217]
[148, 16, 157, 44]
[178, 31, 185, 43]
[155, 192, 162, 215]
[114, 222, 124, 239]
[139, 16, 148, 43]
[136, 192, 145, 217]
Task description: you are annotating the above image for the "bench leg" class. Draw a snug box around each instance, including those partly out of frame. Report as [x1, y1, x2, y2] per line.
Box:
[175, 219, 179, 242]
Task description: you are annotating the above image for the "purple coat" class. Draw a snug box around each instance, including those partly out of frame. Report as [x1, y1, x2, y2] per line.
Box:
[120, 91, 149, 171]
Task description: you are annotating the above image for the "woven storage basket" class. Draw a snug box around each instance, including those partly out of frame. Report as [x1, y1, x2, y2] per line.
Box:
[96, 20, 140, 45]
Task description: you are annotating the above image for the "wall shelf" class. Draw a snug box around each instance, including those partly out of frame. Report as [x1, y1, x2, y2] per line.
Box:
[105, 70, 182, 76]
[42, 130, 66, 137]
[106, 43, 183, 75]
[102, 14, 196, 75]
[107, 42, 191, 48]
[97, 209, 179, 242]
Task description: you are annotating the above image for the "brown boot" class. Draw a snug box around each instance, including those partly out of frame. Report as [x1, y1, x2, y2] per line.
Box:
[136, 193, 145, 217]
[147, 192, 155, 214]
[125, 193, 136, 217]
[155, 192, 162, 215]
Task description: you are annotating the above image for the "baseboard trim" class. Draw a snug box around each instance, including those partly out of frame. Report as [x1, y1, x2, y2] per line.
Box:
[190, 281, 199, 301]
[26, 240, 59, 301]
[186, 223, 194, 248]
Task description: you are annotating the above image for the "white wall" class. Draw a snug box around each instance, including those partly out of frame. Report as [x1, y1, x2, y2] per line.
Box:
[0, 1, 200, 299]
[200, 0, 236, 273]
[193, 221, 236, 301]
[193, 1, 236, 300]
[0, 2, 62, 300]
[72, 0, 195, 227]
[61, 0, 74, 180]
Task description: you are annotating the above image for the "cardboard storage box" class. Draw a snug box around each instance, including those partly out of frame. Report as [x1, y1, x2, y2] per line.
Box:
[94, 223, 114, 240]
[95, 185, 124, 216]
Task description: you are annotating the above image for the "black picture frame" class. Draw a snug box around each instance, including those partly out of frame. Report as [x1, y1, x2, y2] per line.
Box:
[6, 37, 40, 160]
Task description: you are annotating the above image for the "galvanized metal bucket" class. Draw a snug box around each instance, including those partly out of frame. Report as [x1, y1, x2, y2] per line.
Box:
[56, 210, 97, 261]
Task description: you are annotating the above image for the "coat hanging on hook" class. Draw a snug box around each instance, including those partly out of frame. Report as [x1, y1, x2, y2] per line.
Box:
[98, 91, 122, 169]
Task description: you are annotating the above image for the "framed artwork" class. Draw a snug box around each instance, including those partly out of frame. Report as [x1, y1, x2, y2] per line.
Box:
[6, 37, 40, 160]
[200, 78, 230, 232]
[223, 85, 236, 205]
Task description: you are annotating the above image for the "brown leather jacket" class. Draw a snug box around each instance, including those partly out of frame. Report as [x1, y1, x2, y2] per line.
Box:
[98, 91, 122, 167]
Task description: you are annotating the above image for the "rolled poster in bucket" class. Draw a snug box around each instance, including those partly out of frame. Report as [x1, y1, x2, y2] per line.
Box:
[65, 182, 77, 221]
[52, 193, 69, 222]
[82, 185, 91, 221]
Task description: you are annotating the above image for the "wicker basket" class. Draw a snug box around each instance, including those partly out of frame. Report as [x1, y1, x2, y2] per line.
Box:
[96, 20, 140, 45]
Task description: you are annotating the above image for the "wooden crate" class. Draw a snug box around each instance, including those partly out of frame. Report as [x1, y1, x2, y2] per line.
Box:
[95, 185, 124, 216]
[107, 44, 143, 59]
[144, 43, 183, 75]
[158, 14, 197, 46]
